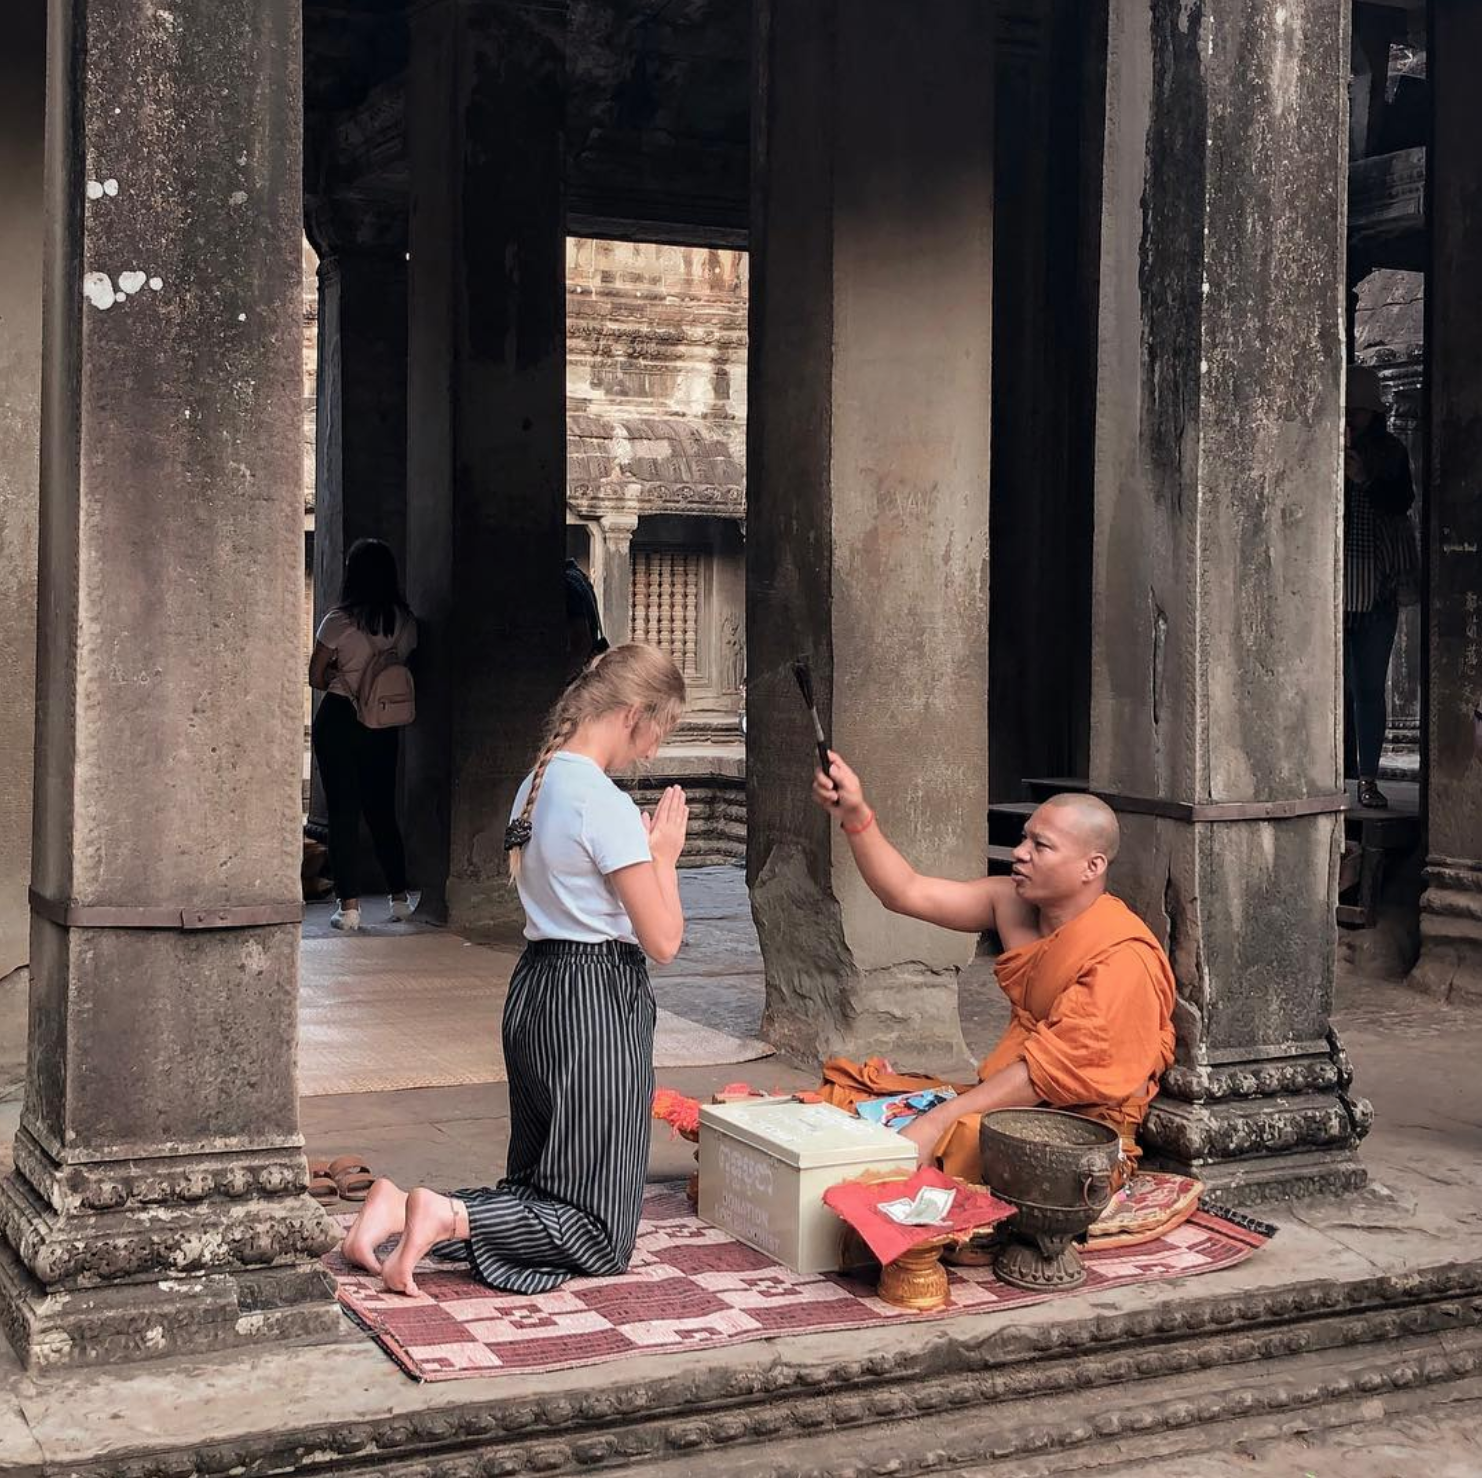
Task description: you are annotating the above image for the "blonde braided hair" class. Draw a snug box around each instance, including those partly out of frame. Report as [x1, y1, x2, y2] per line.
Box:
[506, 643, 687, 880]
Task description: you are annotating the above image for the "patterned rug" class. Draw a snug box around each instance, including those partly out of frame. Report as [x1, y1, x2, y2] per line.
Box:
[329, 1183, 1273, 1382]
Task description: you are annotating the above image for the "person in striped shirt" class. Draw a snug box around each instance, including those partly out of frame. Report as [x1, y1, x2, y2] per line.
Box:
[342, 643, 690, 1294]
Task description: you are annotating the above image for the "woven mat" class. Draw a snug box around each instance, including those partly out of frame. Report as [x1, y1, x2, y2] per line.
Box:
[300, 935, 774, 1097]
[329, 1182, 1273, 1382]
[1089, 1170, 1202, 1246]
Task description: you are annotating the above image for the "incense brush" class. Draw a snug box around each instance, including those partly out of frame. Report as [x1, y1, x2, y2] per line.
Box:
[791, 659, 835, 785]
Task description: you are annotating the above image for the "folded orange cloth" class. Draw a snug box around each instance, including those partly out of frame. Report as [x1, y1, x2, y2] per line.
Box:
[818, 1056, 968, 1111]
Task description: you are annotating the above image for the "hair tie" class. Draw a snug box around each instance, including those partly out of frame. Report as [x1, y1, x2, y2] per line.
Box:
[503, 819, 533, 853]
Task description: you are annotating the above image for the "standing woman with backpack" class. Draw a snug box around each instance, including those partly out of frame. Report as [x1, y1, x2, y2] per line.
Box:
[309, 538, 418, 930]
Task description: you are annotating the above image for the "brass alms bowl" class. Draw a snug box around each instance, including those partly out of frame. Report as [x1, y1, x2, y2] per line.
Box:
[979, 1108, 1122, 1292]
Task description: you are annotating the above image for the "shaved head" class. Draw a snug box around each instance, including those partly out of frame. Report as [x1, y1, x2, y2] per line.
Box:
[1011, 793, 1121, 912]
[1042, 793, 1121, 863]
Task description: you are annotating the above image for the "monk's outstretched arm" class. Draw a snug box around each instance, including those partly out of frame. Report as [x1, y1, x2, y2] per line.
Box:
[812, 750, 1009, 934]
[900, 1062, 1040, 1164]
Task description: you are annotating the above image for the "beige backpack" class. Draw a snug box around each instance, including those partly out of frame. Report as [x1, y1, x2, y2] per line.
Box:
[355, 644, 416, 729]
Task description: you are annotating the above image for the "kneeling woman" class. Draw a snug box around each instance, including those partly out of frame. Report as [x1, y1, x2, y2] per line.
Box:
[342, 643, 689, 1294]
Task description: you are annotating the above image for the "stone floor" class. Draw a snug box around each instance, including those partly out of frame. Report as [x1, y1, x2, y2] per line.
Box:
[1, 868, 1481, 1473]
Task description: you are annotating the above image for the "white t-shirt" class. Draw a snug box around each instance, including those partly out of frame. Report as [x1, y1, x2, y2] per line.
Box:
[315, 608, 417, 702]
[511, 752, 652, 944]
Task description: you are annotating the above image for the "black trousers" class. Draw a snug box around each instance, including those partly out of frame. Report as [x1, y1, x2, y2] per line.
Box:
[434, 940, 656, 1293]
[1343, 605, 1399, 780]
[311, 692, 407, 898]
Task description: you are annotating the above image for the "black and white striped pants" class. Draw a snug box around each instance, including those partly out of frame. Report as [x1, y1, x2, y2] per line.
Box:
[434, 939, 656, 1294]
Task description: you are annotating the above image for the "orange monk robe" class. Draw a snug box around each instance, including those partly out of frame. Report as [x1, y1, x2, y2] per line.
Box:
[935, 893, 1177, 1182]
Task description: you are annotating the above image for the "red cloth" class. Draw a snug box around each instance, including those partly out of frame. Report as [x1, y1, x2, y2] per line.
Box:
[822, 1168, 1014, 1265]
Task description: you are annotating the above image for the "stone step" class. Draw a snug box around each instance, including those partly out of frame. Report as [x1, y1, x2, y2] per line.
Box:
[38, 1255, 1482, 1476]
[645, 1323, 1482, 1477]
[680, 852, 742, 869]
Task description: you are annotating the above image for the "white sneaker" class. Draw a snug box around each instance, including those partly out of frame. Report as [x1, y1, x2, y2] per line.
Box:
[388, 896, 413, 923]
[330, 906, 361, 932]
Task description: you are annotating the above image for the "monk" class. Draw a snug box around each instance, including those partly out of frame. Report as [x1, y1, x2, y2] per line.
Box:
[812, 752, 1176, 1181]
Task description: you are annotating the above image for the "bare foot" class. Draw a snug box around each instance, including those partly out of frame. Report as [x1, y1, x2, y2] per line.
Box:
[381, 1188, 463, 1297]
[340, 1178, 407, 1276]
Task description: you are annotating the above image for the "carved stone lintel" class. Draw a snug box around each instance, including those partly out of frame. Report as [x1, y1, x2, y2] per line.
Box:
[570, 480, 744, 520]
[566, 313, 749, 356]
[303, 190, 409, 262]
[1347, 145, 1427, 264]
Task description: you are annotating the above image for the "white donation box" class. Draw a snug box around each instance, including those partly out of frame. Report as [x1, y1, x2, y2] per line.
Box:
[697, 1097, 918, 1273]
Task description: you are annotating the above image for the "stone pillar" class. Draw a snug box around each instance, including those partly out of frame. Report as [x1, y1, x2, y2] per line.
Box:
[748, 0, 993, 1066]
[1090, 0, 1368, 1201]
[0, 1, 43, 985]
[1348, 4, 1404, 164]
[597, 513, 639, 647]
[404, 0, 567, 930]
[0, 1, 338, 1368]
[311, 236, 410, 619]
[1410, 1, 1482, 1006]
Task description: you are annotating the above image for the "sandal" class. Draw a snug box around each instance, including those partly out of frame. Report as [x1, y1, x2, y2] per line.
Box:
[328, 1155, 376, 1201]
[307, 1159, 338, 1203]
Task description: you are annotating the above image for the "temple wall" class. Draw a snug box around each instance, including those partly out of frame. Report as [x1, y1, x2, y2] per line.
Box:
[566, 237, 747, 449]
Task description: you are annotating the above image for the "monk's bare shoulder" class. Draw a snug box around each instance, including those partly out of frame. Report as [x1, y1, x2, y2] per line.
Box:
[986, 877, 1040, 947]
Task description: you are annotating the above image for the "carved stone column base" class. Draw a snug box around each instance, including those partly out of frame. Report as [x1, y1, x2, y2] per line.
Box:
[1408, 858, 1482, 1006]
[0, 1130, 340, 1369]
[0, 1241, 340, 1370]
[1144, 1140, 1370, 1205]
[1142, 1040, 1373, 1204]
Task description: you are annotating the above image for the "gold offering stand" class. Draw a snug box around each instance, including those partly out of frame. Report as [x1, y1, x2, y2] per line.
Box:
[835, 1169, 1004, 1312]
